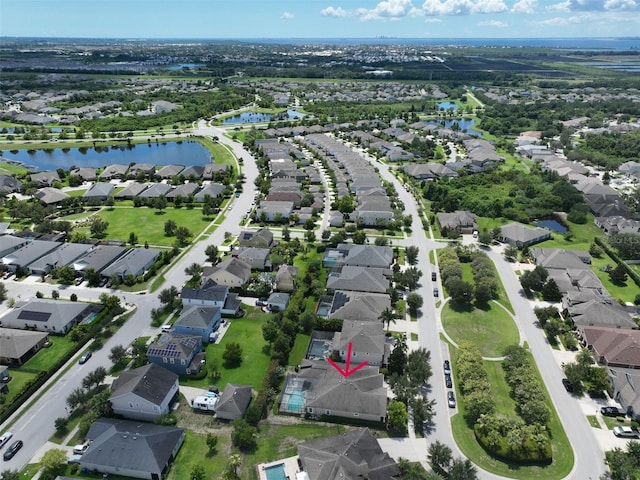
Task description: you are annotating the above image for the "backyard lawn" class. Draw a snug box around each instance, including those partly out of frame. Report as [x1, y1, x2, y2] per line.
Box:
[181, 307, 273, 391]
[441, 301, 520, 358]
[91, 206, 209, 246]
[22, 335, 76, 371]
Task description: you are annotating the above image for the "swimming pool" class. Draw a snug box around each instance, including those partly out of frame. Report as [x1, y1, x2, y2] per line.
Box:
[264, 463, 287, 480]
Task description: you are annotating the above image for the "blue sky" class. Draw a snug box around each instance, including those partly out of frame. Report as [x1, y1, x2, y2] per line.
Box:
[1, 0, 638, 39]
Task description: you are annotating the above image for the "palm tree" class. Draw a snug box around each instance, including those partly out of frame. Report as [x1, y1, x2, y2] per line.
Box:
[427, 440, 452, 476]
[379, 307, 397, 331]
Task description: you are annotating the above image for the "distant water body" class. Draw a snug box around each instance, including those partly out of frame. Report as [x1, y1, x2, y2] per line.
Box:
[242, 37, 640, 50]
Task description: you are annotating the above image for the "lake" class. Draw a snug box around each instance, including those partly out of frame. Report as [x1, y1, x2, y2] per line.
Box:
[223, 109, 305, 125]
[425, 118, 481, 136]
[0, 140, 211, 171]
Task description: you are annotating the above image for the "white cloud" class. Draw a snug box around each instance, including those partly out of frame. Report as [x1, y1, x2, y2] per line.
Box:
[604, 0, 638, 10]
[425, 16, 443, 21]
[356, 0, 421, 21]
[321, 6, 349, 17]
[511, 0, 537, 13]
[478, 19, 507, 26]
[281, 12, 294, 20]
[421, 0, 508, 16]
[547, 0, 638, 11]
[537, 14, 586, 24]
[546, 0, 571, 11]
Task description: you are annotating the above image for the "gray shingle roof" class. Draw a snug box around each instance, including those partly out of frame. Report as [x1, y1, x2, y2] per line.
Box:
[0, 327, 48, 360]
[110, 363, 178, 406]
[215, 384, 252, 419]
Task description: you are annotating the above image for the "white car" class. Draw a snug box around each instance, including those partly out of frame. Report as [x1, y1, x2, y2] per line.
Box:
[613, 426, 640, 438]
[0, 432, 13, 450]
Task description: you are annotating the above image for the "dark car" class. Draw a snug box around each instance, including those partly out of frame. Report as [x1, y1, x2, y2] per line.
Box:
[443, 360, 451, 375]
[433, 288, 439, 297]
[445, 373, 453, 389]
[3, 440, 22, 461]
[447, 391, 456, 408]
[431, 272, 437, 281]
[78, 351, 92, 364]
[562, 378, 574, 392]
[601, 406, 623, 417]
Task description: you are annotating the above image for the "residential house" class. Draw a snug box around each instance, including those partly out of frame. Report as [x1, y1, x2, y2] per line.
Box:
[166, 183, 199, 201]
[233, 247, 271, 271]
[0, 235, 29, 258]
[215, 384, 252, 421]
[115, 183, 149, 200]
[437, 210, 478, 235]
[332, 321, 389, 367]
[577, 326, 640, 369]
[530, 248, 591, 269]
[280, 360, 387, 422]
[0, 328, 49, 365]
[267, 292, 290, 312]
[99, 164, 129, 180]
[203, 164, 229, 180]
[128, 163, 155, 179]
[30, 171, 60, 187]
[70, 167, 97, 181]
[146, 333, 204, 376]
[180, 165, 205, 179]
[608, 367, 640, 421]
[205, 257, 251, 287]
[83, 182, 115, 201]
[329, 291, 391, 323]
[34, 187, 70, 205]
[156, 165, 184, 179]
[194, 183, 225, 202]
[138, 183, 172, 199]
[238, 228, 274, 249]
[2, 240, 61, 273]
[326, 266, 390, 294]
[80, 418, 185, 480]
[172, 306, 222, 343]
[0, 175, 22, 193]
[595, 216, 640, 235]
[256, 201, 294, 222]
[325, 244, 394, 270]
[354, 198, 394, 227]
[297, 428, 402, 480]
[73, 245, 127, 275]
[109, 363, 180, 421]
[28, 242, 92, 275]
[274, 264, 298, 292]
[101, 248, 161, 281]
[180, 279, 242, 316]
[498, 222, 551, 248]
[564, 298, 637, 330]
[0, 299, 99, 334]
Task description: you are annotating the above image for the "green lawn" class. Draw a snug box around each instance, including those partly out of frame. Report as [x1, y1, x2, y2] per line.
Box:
[22, 335, 76, 371]
[167, 430, 231, 480]
[181, 308, 272, 391]
[535, 214, 604, 252]
[591, 255, 640, 303]
[0, 370, 38, 405]
[441, 301, 519, 358]
[92, 207, 209, 246]
[483, 360, 518, 416]
[289, 334, 311, 367]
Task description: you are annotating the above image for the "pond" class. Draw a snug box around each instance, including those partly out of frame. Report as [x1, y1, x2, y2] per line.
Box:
[437, 101, 459, 110]
[425, 118, 481, 137]
[536, 219, 568, 233]
[0, 140, 211, 171]
[222, 109, 305, 125]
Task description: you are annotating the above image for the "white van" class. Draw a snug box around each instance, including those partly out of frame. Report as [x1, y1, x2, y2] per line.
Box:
[73, 444, 89, 455]
[161, 324, 172, 333]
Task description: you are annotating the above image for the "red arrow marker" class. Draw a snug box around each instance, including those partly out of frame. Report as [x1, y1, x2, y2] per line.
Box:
[327, 341, 368, 378]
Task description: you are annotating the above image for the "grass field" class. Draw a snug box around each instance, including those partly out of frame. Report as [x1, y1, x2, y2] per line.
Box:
[180, 307, 273, 391]
[442, 301, 520, 358]
[91, 206, 209, 246]
[22, 335, 76, 371]
[591, 255, 640, 303]
[289, 333, 311, 367]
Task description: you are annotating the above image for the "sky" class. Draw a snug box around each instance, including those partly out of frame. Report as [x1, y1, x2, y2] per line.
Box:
[1, 0, 639, 39]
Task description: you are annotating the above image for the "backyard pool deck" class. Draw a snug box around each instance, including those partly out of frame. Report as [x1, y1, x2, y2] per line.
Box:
[257, 455, 303, 480]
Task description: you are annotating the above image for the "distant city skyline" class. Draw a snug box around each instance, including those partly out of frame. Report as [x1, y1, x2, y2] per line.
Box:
[1, 0, 639, 40]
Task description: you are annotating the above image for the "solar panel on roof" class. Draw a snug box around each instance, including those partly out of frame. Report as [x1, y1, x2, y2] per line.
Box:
[17, 310, 52, 322]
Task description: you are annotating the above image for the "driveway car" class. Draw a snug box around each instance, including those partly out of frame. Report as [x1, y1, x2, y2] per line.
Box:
[613, 426, 640, 438]
[443, 360, 451, 375]
[0, 433, 12, 450]
[447, 391, 456, 408]
[601, 406, 623, 417]
[445, 373, 453, 389]
[78, 351, 92, 364]
[3, 440, 22, 461]
[562, 378, 574, 392]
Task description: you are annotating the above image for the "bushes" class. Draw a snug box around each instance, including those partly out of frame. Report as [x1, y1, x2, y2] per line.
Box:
[455, 342, 494, 424]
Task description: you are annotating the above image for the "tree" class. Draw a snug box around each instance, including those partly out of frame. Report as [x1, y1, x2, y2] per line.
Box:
[231, 419, 257, 452]
[379, 307, 397, 331]
[406, 292, 423, 316]
[164, 219, 177, 236]
[503, 244, 518, 262]
[205, 244, 219, 263]
[406, 348, 432, 385]
[82, 366, 107, 390]
[410, 396, 436, 434]
[387, 400, 408, 433]
[609, 263, 628, 285]
[175, 226, 191, 245]
[158, 286, 179, 309]
[447, 278, 474, 305]
[128, 231, 138, 246]
[109, 345, 127, 364]
[427, 441, 453, 476]
[449, 457, 478, 480]
[206, 433, 218, 454]
[542, 278, 562, 301]
[90, 217, 109, 237]
[154, 195, 167, 213]
[0, 470, 20, 480]
[51, 289, 59, 300]
[223, 342, 243, 368]
[352, 230, 367, 244]
[40, 448, 67, 476]
[54, 417, 68, 435]
[185, 262, 203, 279]
[405, 245, 419, 265]
[66, 387, 88, 410]
[190, 465, 206, 480]
[53, 265, 76, 285]
[388, 335, 408, 376]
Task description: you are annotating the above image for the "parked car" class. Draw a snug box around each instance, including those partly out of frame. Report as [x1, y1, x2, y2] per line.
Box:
[0, 432, 13, 450]
[73, 444, 89, 455]
[561, 378, 574, 392]
[443, 360, 451, 375]
[255, 298, 268, 307]
[433, 288, 439, 297]
[78, 351, 92, 364]
[601, 406, 623, 417]
[431, 272, 437, 281]
[445, 373, 453, 389]
[447, 391, 456, 408]
[3, 440, 22, 461]
[613, 426, 640, 438]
